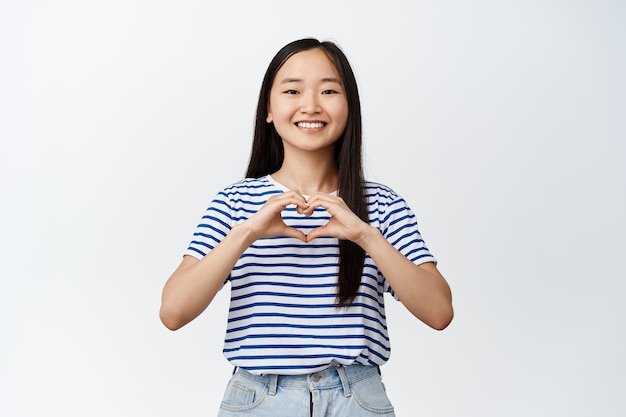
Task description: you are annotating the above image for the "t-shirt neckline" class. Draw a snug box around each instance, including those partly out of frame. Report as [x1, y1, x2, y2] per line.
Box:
[266, 174, 338, 198]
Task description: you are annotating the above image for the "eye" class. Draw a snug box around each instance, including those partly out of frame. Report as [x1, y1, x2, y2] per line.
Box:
[321, 89, 339, 94]
[283, 89, 299, 95]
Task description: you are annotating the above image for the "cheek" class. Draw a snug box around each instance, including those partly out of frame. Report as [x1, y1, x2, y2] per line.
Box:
[268, 97, 294, 119]
[331, 102, 349, 128]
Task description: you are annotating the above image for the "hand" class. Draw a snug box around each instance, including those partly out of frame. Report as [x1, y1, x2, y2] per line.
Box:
[304, 193, 371, 243]
[242, 191, 310, 243]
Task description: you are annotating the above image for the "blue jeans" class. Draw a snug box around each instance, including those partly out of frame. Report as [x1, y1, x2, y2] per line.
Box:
[217, 363, 396, 417]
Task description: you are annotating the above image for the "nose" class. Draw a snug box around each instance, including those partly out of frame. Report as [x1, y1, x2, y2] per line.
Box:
[299, 92, 322, 114]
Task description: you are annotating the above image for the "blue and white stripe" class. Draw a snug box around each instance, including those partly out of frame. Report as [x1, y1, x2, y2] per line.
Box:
[185, 175, 435, 375]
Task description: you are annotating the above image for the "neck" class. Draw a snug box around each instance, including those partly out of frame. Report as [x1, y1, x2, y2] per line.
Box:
[272, 148, 338, 196]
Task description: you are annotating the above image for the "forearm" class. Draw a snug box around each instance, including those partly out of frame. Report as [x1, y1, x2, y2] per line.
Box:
[356, 227, 453, 330]
[159, 225, 255, 330]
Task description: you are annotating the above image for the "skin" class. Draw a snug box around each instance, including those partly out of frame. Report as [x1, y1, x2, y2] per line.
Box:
[160, 48, 453, 332]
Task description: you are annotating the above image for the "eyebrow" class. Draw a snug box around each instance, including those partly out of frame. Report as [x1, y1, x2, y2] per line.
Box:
[279, 77, 343, 85]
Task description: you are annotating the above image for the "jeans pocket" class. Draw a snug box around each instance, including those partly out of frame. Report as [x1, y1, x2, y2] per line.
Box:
[220, 375, 268, 412]
[350, 374, 395, 415]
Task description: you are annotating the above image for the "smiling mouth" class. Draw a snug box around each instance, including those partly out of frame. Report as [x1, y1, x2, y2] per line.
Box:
[296, 122, 325, 129]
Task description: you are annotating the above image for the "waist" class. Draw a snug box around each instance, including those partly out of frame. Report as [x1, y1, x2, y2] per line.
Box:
[234, 363, 380, 390]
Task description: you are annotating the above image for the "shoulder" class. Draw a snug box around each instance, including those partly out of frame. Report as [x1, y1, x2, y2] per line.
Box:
[362, 181, 403, 205]
[362, 180, 418, 227]
[218, 176, 278, 197]
[214, 176, 282, 208]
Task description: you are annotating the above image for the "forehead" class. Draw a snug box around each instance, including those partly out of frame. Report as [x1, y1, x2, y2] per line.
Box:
[274, 48, 342, 82]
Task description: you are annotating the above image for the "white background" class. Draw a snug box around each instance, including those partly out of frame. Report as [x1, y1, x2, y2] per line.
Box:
[1, 1, 625, 416]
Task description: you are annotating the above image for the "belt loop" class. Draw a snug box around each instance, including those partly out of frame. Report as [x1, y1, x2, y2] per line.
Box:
[268, 374, 279, 396]
[335, 366, 352, 397]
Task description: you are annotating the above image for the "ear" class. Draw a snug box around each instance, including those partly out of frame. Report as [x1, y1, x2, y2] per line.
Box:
[266, 113, 273, 123]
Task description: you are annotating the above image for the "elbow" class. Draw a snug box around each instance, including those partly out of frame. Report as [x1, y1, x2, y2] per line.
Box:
[430, 305, 454, 331]
[417, 301, 453, 330]
[159, 304, 187, 331]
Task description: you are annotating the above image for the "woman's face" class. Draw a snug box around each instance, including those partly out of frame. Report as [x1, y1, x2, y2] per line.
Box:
[267, 48, 349, 156]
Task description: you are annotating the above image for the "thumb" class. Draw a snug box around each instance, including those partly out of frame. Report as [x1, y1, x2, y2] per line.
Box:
[283, 226, 307, 243]
[306, 225, 330, 242]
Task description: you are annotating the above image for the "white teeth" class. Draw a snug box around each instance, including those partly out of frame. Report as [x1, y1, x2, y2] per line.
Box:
[297, 122, 324, 129]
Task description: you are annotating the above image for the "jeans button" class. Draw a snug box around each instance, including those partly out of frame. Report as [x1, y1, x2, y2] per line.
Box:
[311, 373, 321, 382]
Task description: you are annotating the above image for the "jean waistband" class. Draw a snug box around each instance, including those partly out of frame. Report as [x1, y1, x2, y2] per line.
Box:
[234, 363, 380, 397]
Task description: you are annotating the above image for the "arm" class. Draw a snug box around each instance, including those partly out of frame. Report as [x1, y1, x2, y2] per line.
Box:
[159, 225, 256, 330]
[305, 193, 453, 330]
[159, 191, 310, 330]
[355, 229, 453, 330]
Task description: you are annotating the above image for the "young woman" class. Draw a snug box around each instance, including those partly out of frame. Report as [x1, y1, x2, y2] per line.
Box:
[160, 38, 453, 417]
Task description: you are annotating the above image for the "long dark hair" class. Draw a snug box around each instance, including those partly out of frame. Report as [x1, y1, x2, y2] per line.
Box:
[245, 38, 367, 306]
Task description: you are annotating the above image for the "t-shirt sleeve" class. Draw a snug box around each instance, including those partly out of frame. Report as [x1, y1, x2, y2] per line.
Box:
[184, 189, 234, 261]
[378, 194, 436, 299]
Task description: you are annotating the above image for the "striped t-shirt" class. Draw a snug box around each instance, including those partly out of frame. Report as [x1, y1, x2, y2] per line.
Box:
[185, 175, 436, 375]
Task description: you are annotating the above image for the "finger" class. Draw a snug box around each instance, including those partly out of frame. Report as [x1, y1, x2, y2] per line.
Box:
[292, 188, 309, 202]
[306, 194, 347, 212]
[308, 192, 345, 202]
[284, 191, 310, 209]
[268, 193, 309, 212]
[306, 224, 334, 242]
[282, 190, 309, 203]
[282, 226, 307, 243]
[302, 204, 316, 216]
[307, 199, 349, 219]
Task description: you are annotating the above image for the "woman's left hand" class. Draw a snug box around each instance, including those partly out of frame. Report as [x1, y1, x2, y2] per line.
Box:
[304, 192, 370, 243]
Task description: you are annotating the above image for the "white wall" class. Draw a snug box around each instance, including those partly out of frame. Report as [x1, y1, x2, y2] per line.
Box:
[1, 1, 624, 416]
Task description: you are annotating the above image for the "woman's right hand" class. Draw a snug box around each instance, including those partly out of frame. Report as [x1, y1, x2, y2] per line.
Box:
[241, 191, 310, 243]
